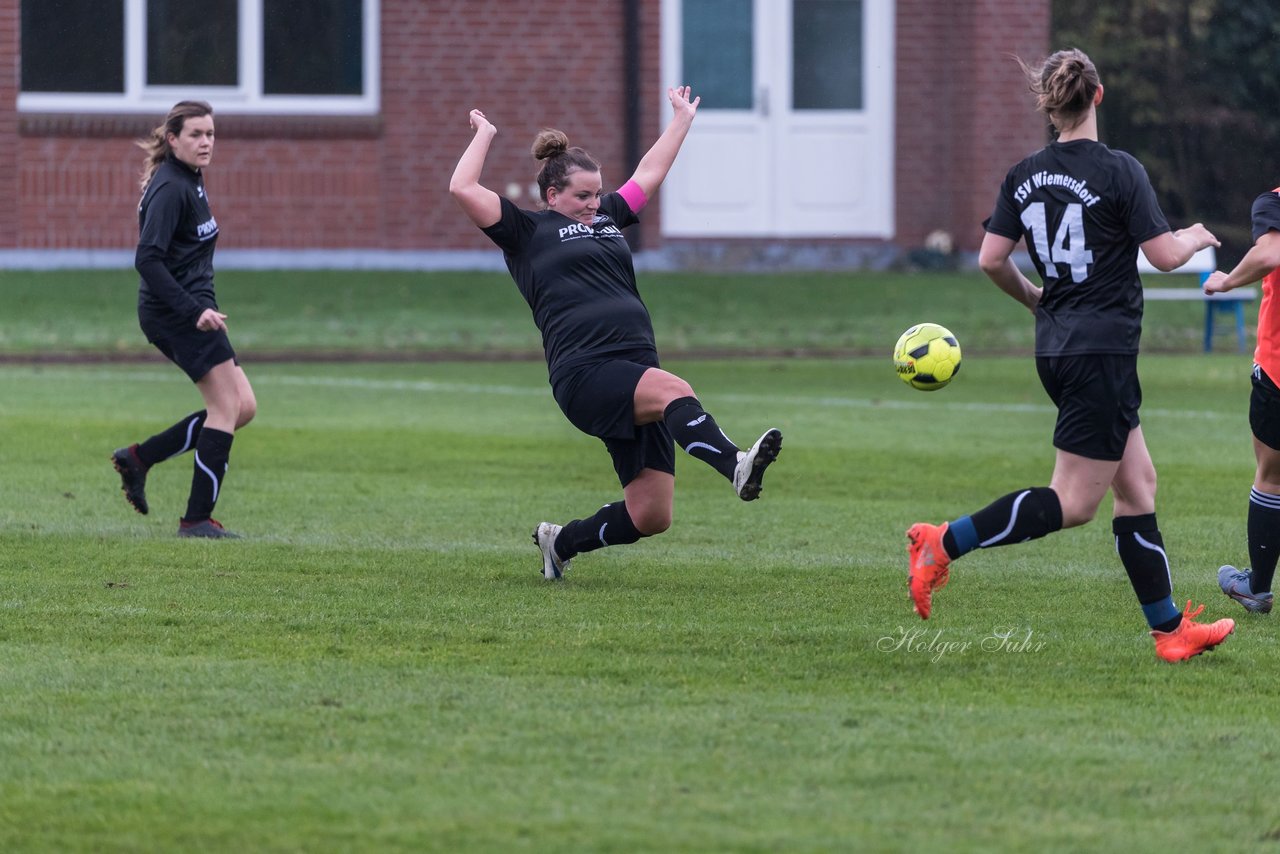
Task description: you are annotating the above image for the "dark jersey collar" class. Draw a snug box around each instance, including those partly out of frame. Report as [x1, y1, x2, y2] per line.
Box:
[165, 151, 202, 178]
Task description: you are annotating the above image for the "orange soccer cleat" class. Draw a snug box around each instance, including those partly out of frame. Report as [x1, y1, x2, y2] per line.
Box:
[906, 522, 952, 620]
[1151, 601, 1235, 662]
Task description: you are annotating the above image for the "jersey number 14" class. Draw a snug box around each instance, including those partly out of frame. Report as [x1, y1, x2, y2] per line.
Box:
[1021, 202, 1094, 283]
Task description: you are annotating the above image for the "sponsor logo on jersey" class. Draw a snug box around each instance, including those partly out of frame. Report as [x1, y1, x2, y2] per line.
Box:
[558, 222, 594, 239]
[557, 216, 624, 241]
[197, 216, 219, 240]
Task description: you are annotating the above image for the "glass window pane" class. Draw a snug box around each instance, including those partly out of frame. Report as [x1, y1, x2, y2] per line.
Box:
[683, 0, 752, 110]
[793, 0, 862, 110]
[263, 0, 363, 95]
[148, 0, 238, 86]
[21, 0, 123, 93]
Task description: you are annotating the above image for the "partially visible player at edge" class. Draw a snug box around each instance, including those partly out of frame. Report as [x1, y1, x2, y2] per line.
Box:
[111, 100, 256, 538]
[1203, 188, 1280, 615]
[904, 49, 1235, 661]
[449, 86, 782, 579]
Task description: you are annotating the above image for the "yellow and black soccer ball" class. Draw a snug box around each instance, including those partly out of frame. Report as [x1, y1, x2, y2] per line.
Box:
[893, 323, 962, 391]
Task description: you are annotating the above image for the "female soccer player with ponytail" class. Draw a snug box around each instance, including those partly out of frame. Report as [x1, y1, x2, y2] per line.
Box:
[904, 49, 1234, 661]
[111, 101, 255, 538]
[450, 86, 782, 579]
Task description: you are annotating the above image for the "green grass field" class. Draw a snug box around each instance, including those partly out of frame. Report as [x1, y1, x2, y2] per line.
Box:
[0, 267, 1241, 357]
[1, 271, 1277, 851]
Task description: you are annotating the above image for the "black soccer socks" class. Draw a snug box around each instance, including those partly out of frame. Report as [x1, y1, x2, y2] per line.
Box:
[136, 410, 207, 467]
[944, 486, 1064, 558]
[182, 427, 233, 523]
[556, 501, 645, 560]
[1248, 488, 1280, 593]
[662, 396, 739, 480]
[1114, 514, 1180, 631]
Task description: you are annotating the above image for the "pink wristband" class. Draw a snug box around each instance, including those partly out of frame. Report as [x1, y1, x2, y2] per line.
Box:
[618, 179, 648, 213]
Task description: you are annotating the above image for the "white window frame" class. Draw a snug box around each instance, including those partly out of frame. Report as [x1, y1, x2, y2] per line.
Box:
[17, 0, 380, 115]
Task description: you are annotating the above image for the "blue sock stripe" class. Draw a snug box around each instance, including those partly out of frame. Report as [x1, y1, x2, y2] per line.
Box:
[1142, 597, 1180, 630]
[949, 516, 979, 556]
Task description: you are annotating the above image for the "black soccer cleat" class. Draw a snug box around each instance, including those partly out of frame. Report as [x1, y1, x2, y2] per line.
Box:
[111, 445, 150, 515]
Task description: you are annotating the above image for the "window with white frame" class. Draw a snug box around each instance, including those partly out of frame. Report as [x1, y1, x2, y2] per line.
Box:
[19, 0, 379, 115]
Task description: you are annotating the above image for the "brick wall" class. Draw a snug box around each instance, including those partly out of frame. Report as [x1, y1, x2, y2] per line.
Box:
[377, 0, 658, 251]
[1, 0, 1046, 255]
[0, 0, 17, 246]
[895, 0, 1049, 250]
[957, 0, 1051, 250]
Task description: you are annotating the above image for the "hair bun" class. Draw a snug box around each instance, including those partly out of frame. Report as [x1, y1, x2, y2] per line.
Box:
[531, 128, 570, 161]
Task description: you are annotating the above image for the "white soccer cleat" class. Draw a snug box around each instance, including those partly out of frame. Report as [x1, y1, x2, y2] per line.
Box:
[532, 522, 570, 579]
[732, 428, 783, 501]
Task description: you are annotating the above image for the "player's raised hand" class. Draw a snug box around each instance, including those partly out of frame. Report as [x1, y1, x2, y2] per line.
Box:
[669, 86, 700, 121]
[469, 109, 496, 136]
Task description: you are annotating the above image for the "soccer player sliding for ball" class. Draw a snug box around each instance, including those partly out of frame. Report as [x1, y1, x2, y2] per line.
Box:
[449, 86, 782, 579]
[904, 49, 1234, 662]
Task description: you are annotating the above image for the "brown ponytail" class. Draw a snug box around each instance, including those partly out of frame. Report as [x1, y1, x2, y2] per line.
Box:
[1017, 49, 1101, 133]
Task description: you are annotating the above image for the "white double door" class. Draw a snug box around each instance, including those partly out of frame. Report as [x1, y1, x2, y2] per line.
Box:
[660, 0, 894, 238]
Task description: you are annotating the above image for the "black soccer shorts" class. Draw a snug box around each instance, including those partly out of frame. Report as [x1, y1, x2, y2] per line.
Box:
[552, 355, 676, 486]
[1036, 353, 1141, 461]
[1251, 364, 1280, 451]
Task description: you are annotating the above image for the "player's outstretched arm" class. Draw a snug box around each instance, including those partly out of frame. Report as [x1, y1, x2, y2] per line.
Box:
[626, 86, 700, 201]
[1205, 230, 1280, 294]
[449, 109, 502, 228]
[978, 232, 1041, 313]
[1140, 223, 1220, 272]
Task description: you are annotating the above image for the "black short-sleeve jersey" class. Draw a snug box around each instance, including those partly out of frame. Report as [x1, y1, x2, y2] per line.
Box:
[136, 156, 219, 324]
[985, 139, 1170, 355]
[1250, 190, 1280, 242]
[482, 193, 652, 383]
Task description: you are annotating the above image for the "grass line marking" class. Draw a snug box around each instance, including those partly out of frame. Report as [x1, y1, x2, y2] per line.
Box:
[0, 365, 1236, 420]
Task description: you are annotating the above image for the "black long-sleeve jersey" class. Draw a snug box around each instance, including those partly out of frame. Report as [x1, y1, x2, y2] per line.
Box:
[135, 155, 220, 329]
[985, 139, 1170, 356]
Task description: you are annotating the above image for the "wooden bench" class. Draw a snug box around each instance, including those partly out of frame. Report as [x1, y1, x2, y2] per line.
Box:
[1138, 246, 1256, 353]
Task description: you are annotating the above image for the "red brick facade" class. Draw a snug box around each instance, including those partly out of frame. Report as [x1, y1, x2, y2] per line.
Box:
[0, 0, 1047, 255]
[0, 0, 18, 246]
[895, 0, 1049, 249]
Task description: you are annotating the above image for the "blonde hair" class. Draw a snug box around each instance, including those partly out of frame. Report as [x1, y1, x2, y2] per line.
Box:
[1018, 49, 1101, 132]
[530, 128, 600, 203]
[137, 100, 214, 190]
